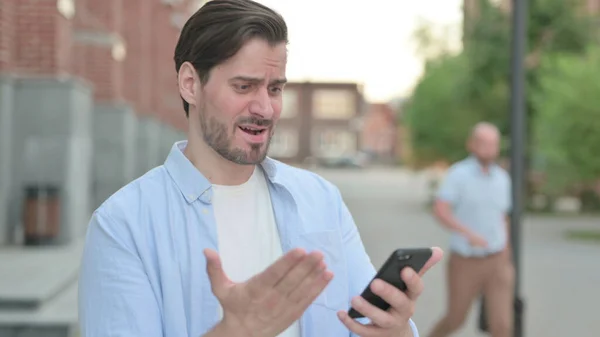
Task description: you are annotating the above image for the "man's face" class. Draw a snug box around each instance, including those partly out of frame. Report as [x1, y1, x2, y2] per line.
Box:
[470, 131, 500, 163]
[193, 39, 287, 165]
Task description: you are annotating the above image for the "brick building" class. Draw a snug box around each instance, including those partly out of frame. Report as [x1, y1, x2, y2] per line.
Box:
[0, 0, 201, 246]
[360, 103, 399, 163]
[269, 82, 366, 164]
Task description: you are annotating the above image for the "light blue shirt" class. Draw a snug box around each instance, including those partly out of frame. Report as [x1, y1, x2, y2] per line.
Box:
[436, 156, 511, 257]
[78, 141, 419, 337]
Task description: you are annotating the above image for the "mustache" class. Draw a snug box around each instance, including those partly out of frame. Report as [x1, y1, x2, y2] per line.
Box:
[236, 116, 273, 127]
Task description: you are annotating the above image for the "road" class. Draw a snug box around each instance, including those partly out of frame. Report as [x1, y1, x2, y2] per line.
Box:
[313, 168, 600, 337]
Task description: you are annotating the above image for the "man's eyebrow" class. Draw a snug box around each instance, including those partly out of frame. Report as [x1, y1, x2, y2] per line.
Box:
[271, 78, 287, 85]
[229, 76, 287, 85]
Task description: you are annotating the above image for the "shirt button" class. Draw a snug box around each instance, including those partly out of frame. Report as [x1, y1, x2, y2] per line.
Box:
[188, 195, 195, 200]
[202, 208, 209, 214]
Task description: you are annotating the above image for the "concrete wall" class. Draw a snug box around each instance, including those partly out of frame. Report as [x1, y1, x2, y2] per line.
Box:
[0, 76, 14, 245]
[8, 77, 93, 245]
[136, 116, 163, 178]
[159, 124, 186, 161]
[92, 103, 137, 210]
[92, 111, 187, 210]
[0, 75, 189, 247]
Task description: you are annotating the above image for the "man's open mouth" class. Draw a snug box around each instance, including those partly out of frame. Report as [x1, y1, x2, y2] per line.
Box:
[238, 126, 267, 135]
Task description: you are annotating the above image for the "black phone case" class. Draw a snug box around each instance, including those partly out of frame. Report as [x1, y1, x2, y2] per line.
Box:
[348, 248, 432, 319]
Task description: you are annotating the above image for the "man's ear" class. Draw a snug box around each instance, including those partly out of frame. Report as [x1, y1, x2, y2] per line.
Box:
[178, 62, 199, 109]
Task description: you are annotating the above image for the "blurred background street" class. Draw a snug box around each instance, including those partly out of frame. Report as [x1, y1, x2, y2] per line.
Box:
[316, 168, 600, 337]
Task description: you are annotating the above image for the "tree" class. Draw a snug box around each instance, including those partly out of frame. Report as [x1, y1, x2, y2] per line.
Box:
[404, 2, 511, 167]
[403, 54, 479, 167]
[404, 0, 597, 175]
[532, 47, 600, 199]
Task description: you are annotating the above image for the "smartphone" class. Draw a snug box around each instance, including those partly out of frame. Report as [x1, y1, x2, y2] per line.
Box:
[348, 248, 432, 319]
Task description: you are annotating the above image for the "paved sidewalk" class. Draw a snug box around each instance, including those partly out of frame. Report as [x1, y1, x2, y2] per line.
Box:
[0, 238, 83, 327]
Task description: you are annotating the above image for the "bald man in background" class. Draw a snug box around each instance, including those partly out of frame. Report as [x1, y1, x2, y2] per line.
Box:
[427, 122, 514, 337]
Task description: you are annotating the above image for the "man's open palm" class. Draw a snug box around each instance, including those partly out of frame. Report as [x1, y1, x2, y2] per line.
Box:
[204, 248, 333, 337]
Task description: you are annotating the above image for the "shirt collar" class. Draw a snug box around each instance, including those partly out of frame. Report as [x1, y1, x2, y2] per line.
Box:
[466, 155, 499, 175]
[164, 141, 281, 204]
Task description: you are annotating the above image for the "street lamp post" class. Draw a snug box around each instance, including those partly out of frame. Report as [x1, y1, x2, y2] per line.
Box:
[477, 0, 527, 336]
[509, 0, 527, 336]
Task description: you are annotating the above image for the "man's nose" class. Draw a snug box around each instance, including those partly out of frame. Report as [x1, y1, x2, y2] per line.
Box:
[248, 88, 274, 119]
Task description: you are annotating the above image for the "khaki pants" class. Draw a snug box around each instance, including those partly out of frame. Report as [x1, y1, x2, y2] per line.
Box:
[427, 251, 515, 337]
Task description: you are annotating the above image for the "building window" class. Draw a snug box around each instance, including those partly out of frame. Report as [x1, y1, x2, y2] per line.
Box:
[312, 129, 357, 158]
[268, 129, 299, 158]
[312, 89, 356, 119]
[281, 88, 299, 119]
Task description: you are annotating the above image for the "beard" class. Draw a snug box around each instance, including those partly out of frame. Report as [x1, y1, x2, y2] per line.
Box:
[198, 104, 273, 165]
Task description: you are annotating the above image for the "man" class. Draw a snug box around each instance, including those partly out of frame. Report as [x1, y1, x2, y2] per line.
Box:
[427, 122, 514, 337]
[78, 1, 442, 336]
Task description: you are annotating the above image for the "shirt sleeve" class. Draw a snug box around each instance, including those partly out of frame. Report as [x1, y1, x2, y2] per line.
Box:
[78, 208, 163, 337]
[335, 187, 420, 337]
[436, 167, 461, 205]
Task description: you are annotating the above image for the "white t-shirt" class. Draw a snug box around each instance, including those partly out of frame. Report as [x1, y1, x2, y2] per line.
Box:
[213, 166, 301, 337]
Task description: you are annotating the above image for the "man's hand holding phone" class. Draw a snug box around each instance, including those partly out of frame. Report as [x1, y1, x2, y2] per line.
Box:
[337, 247, 444, 337]
[203, 248, 333, 337]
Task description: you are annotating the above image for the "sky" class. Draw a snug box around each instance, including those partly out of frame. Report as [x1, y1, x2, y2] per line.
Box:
[254, 0, 464, 103]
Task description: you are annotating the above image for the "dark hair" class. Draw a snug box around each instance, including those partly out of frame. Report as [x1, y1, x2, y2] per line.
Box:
[174, 0, 288, 117]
